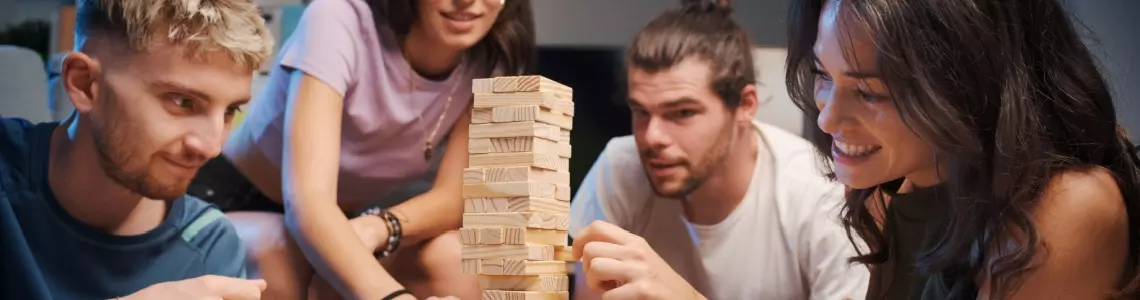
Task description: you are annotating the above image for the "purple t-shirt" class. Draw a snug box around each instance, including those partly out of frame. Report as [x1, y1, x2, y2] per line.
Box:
[241, 0, 483, 206]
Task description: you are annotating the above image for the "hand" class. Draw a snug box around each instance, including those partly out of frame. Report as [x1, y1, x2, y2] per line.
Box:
[350, 214, 389, 252]
[119, 275, 267, 300]
[572, 221, 706, 300]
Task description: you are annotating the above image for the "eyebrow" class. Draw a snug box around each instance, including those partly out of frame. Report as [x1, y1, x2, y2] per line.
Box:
[626, 97, 702, 109]
[149, 79, 250, 106]
[812, 55, 882, 79]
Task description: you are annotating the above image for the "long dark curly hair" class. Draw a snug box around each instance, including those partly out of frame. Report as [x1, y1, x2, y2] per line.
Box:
[785, 0, 1140, 298]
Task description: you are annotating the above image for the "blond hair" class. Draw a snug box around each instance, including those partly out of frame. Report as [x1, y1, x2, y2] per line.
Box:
[76, 0, 274, 72]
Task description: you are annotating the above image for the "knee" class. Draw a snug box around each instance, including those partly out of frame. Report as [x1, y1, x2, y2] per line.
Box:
[418, 231, 465, 278]
[227, 212, 312, 300]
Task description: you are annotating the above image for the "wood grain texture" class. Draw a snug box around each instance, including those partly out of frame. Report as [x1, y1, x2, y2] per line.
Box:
[482, 290, 569, 300]
[492, 105, 574, 130]
[462, 244, 554, 260]
[555, 185, 571, 201]
[478, 275, 569, 292]
[472, 78, 495, 93]
[478, 260, 574, 276]
[462, 212, 569, 230]
[553, 246, 573, 262]
[469, 152, 568, 171]
[469, 121, 560, 141]
[465, 166, 568, 185]
[474, 92, 574, 117]
[559, 129, 570, 143]
[464, 168, 486, 184]
[472, 76, 572, 95]
[463, 197, 570, 214]
[462, 259, 480, 274]
[472, 107, 493, 124]
[492, 76, 520, 93]
[467, 137, 571, 158]
[463, 182, 556, 199]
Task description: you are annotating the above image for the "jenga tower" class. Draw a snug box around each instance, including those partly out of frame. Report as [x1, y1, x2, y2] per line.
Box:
[461, 76, 575, 300]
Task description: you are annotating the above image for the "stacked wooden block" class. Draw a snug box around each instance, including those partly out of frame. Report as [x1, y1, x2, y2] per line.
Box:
[461, 76, 575, 300]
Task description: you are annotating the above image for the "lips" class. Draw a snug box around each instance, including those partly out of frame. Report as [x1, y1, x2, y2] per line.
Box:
[442, 11, 481, 22]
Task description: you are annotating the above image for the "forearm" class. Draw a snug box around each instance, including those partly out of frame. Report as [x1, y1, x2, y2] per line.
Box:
[388, 188, 463, 246]
[284, 199, 404, 299]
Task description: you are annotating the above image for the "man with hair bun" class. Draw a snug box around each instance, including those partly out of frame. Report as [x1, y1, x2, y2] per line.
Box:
[568, 2, 869, 300]
[0, 0, 274, 299]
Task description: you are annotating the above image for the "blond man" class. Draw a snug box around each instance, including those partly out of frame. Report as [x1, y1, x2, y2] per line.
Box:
[0, 0, 273, 299]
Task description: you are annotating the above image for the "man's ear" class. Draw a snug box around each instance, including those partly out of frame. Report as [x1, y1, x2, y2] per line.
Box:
[736, 83, 759, 122]
[61, 52, 101, 114]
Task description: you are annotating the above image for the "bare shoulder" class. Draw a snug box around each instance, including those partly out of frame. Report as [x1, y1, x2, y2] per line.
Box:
[1036, 166, 1127, 229]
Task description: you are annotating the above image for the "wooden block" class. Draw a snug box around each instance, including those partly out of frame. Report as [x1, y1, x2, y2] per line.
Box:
[478, 275, 569, 292]
[492, 106, 574, 130]
[559, 130, 570, 143]
[463, 182, 556, 199]
[464, 197, 570, 214]
[473, 76, 572, 95]
[472, 107, 494, 124]
[470, 227, 567, 246]
[468, 137, 571, 158]
[470, 121, 560, 141]
[472, 78, 495, 94]
[483, 290, 569, 300]
[462, 244, 554, 260]
[460, 228, 481, 244]
[493, 76, 520, 93]
[555, 185, 571, 201]
[474, 92, 574, 117]
[463, 212, 569, 230]
[469, 152, 567, 171]
[463, 166, 568, 185]
[462, 259, 481, 274]
[479, 260, 574, 276]
[553, 246, 573, 262]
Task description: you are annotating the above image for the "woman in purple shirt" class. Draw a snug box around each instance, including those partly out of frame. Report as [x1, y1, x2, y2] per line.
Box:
[188, 0, 535, 299]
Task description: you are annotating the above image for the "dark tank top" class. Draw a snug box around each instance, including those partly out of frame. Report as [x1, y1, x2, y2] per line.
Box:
[867, 180, 979, 300]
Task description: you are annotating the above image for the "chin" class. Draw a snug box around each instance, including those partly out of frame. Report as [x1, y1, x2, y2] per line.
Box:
[834, 169, 883, 190]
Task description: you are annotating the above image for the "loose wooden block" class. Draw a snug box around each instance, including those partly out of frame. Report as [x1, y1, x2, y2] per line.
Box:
[469, 121, 560, 141]
[469, 227, 568, 246]
[468, 137, 572, 158]
[462, 212, 569, 230]
[462, 259, 481, 274]
[472, 107, 493, 124]
[555, 185, 571, 201]
[483, 290, 569, 300]
[462, 244, 554, 260]
[478, 275, 569, 292]
[492, 105, 573, 130]
[553, 246, 574, 262]
[474, 92, 574, 116]
[463, 167, 570, 185]
[469, 152, 568, 171]
[463, 197, 570, 214]
[479, 260, 574, 276]
[463, 182, 556, 199]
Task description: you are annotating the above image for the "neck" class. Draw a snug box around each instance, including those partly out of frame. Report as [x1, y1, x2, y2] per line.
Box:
[682, 122, 759, 225]
[48, 114, 168, 236]
[403, 26, 465, 79]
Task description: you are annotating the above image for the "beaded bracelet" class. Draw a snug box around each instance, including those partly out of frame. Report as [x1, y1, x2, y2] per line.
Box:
[360, 206, 403, 257]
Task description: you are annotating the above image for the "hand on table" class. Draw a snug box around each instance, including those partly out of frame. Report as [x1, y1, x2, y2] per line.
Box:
[119, 275, 266, 300]
[572, 221, 706, 300]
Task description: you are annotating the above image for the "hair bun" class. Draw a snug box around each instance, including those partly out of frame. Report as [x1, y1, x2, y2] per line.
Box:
[681, 0, 733, 16]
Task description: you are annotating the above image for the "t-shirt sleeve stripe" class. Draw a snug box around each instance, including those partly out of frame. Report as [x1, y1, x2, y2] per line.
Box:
[181, 208, 225, 242]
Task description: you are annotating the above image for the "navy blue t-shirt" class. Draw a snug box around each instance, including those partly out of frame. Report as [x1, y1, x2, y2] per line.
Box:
[0, 118, 248, 300]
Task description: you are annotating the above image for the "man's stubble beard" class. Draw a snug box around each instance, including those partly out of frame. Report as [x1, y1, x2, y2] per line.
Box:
[91, 92, 187, 200]
[644, 117, 738, 199]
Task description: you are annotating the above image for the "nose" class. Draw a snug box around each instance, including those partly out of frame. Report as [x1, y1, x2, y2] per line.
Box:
[184, 114, 227, 160]
[815, 86, 847, 135]
[641, 116, 673, 150]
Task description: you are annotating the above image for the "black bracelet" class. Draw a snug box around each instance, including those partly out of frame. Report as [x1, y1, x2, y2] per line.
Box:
[360, 207, 403, 257]
[380, 289, 412, 300]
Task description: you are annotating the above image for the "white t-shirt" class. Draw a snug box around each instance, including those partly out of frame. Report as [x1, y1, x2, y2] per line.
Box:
[569, 120, 869, 300]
